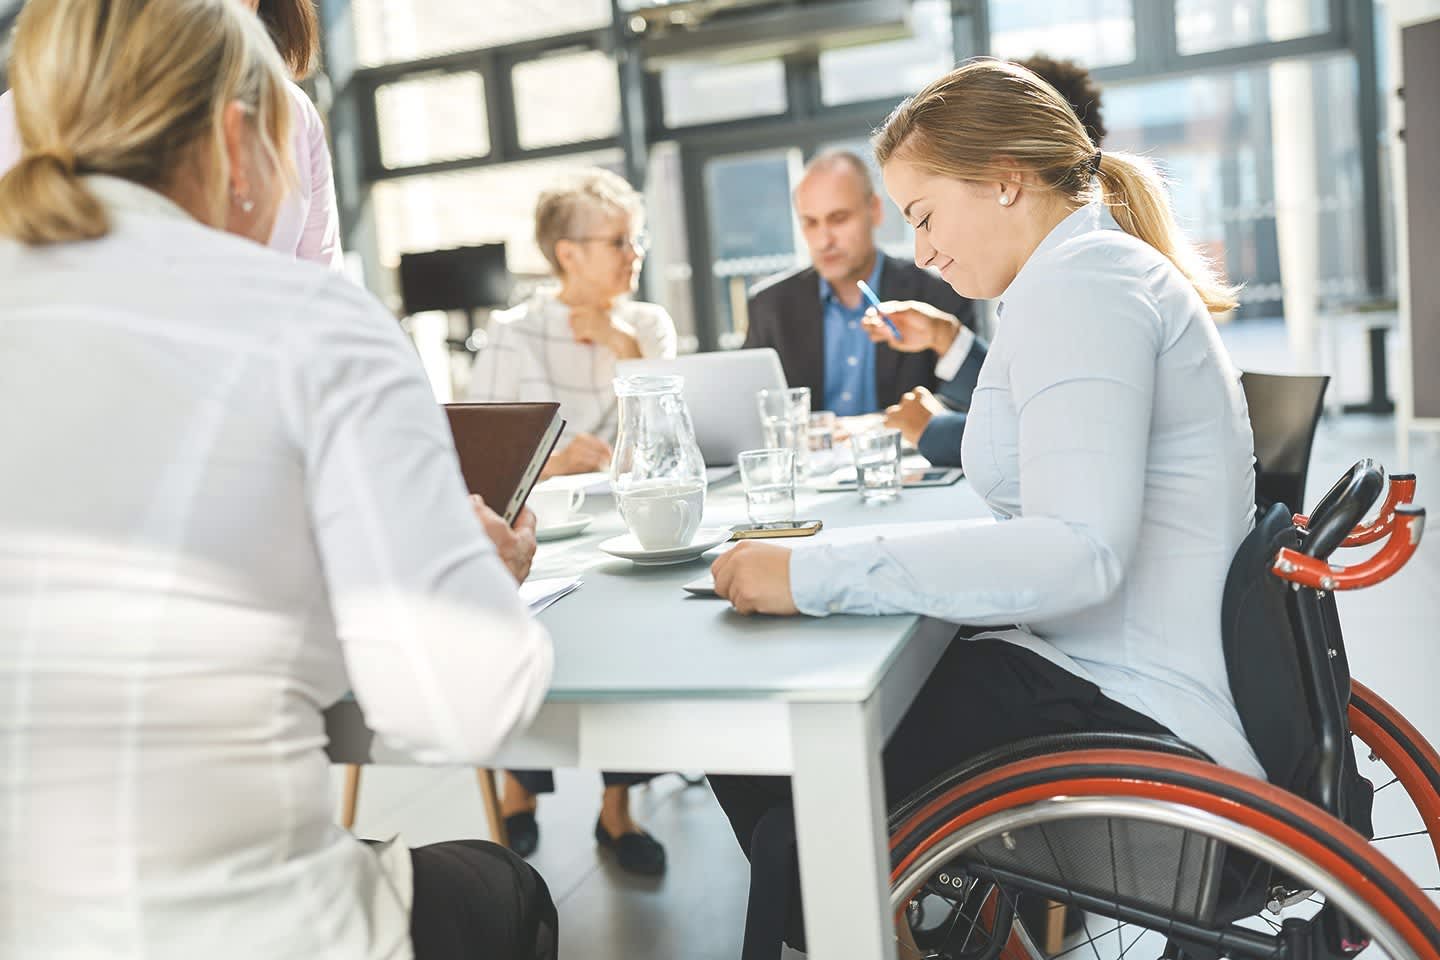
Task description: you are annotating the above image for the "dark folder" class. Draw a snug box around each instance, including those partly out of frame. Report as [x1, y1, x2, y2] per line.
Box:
[443, 402, 567, 524]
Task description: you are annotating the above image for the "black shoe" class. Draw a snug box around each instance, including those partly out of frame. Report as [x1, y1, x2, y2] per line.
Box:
[504, 811, 539, 858]
[594, 819, 667, 876]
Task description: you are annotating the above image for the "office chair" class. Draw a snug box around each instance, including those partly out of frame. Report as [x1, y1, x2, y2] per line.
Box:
[398, 243, 512, 356]
[1240, 371, 1331, 513]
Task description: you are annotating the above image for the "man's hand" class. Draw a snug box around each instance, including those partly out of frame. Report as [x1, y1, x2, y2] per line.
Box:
[710, 541, 799, 616]
[569, 305, 642, 359]
[884, 386, 947, 447]
[544, 433, 612, 478]
[472, 496, 537, 584]
[862, 300, 961, 355]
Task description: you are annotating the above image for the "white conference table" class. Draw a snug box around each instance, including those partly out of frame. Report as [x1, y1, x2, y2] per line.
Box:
[325, 468, 992, 960]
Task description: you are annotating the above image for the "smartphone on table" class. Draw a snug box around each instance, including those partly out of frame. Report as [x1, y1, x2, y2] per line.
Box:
[730, 520, 823, 539]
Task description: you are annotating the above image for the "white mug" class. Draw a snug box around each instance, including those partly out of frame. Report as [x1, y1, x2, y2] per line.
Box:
[528, 484, 585, 528]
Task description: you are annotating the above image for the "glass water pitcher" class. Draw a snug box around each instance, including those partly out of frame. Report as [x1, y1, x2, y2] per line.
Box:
[610, 375, 707, 550]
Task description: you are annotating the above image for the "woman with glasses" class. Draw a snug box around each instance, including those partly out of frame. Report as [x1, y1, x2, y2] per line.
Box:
[468, 168, 675, 876]
[468, 168, 678, 480]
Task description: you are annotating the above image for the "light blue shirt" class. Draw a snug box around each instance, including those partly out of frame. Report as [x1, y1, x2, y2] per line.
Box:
[818, 257, 883, 416]
[790, 202, 1265, 779]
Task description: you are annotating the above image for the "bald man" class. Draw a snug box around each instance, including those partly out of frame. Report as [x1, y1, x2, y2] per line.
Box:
[742, 150, 979, 417]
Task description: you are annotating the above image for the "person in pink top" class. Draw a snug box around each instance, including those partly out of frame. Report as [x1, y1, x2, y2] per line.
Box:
[0, 0, 342, 269]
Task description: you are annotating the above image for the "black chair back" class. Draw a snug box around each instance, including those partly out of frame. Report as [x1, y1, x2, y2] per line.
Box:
[1239, 371, 1330, 513]
[398, 244, 512, 355]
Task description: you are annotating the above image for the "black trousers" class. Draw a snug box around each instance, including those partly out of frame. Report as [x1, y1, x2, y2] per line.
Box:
[708, 636, 1172, 955]
[508, 769, 654, 794]
[407, 840, 558, 960]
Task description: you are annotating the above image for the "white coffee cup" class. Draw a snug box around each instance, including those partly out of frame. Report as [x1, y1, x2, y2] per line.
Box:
[617, 480, 704, 550]
[528, 484, 585, 528]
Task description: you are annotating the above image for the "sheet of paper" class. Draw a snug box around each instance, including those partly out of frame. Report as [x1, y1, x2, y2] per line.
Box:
[518, 576, 582, 616]
[681, 573, 718, 596]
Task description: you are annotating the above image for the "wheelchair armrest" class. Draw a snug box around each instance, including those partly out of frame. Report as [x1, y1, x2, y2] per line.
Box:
[1294, 473, 1416, 548]
[1274, 506, 1426, 590]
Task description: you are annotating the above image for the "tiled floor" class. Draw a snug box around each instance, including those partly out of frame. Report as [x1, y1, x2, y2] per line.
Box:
[333, 319, 1440, 958]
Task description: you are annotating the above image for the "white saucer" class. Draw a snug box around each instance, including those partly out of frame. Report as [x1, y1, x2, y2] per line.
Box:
[598, 527, 733, 566]
[535, 515, 594, 542]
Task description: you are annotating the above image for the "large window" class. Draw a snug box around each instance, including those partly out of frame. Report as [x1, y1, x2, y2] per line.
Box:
[988, 0, 1135, 68]
[334, 0, 1386, 350]
[1176, 0, 1332, 54]
[661, 60, 789, 128]
[818, 0, 955, 106]
[513, 50, 621, 149]
[1104, 52, 1367, 318]
[703, 149, 802, 345]
[376, 72, 490, 168]
[351, 0, 611, 67]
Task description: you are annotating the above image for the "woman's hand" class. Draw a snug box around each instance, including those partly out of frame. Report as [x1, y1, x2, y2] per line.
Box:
[472, 496, 537, 584]
[884, 386, 947, 446]
[543, 434, 612, 478]
[710, 541, 799, 616]
[569, 305, 642, 359]
[861, 300, 961, 355]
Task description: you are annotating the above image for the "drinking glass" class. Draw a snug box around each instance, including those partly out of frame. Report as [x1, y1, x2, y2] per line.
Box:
[850, 428, 903, 503]
[738, 448, 797, 523]
[756, 387, 811, 478]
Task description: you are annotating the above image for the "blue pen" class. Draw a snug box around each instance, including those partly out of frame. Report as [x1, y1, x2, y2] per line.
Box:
[855, 279, 903, 342]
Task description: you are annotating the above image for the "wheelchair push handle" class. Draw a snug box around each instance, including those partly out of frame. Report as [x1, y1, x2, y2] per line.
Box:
[1273, 505, 1426, 591]
[1294, 473, 1417, 548]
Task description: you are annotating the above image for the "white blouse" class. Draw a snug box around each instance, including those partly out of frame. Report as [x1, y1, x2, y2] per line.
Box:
[0, 177, 552, 959]
[790, 202, 1264, 778]
[467, 288, 678, 442]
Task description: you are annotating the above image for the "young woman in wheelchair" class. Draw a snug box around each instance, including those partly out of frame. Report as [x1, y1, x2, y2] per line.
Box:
[711, 59, 1440, 960]
[710, 56, 1265, 952]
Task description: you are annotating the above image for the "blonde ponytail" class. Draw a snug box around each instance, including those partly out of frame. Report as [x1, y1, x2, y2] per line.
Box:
[0, 0, 292, 247]
[874, 59, 1239, 317]
[1094, 152, 1238, 315]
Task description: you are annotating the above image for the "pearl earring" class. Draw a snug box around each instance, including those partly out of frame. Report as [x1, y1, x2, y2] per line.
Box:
[232, 189, 255, 214]
[999, 193, 1012, 207]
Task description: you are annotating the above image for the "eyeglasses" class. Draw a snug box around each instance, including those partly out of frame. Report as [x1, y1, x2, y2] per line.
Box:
[567, 230, 650, 255]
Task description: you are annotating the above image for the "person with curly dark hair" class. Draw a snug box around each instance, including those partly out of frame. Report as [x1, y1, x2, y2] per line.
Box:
[1019, 53, 1108, 147]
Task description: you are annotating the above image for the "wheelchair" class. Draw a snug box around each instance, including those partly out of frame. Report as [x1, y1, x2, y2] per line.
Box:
[889, 460, 1438, 960]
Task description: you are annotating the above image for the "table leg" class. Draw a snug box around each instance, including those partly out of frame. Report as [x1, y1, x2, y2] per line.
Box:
[475, 768, 509, 848]
[1342, 324, 1397, 414]
[790, 700, 896, 960]
[341, 764, 362, 830]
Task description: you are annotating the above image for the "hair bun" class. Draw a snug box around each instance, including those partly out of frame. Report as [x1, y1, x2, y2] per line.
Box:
[22, 146, 80, 175]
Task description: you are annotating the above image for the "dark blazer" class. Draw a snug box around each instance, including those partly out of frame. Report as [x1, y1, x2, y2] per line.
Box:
[742, 254, 977, 411]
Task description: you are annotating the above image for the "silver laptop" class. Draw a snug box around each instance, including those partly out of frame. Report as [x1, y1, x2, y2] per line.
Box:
[615, 348, 788, 466]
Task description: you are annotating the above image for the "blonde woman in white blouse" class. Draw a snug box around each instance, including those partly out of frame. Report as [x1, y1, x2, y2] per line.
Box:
[0, 0, 342, 268]
[707, 59, 1261, 955]
[0, 0, 555, 956]
[469, 169, 678, 480]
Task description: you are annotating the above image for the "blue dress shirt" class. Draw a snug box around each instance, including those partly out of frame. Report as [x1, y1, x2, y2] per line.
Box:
[818, 257, 884, 416]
